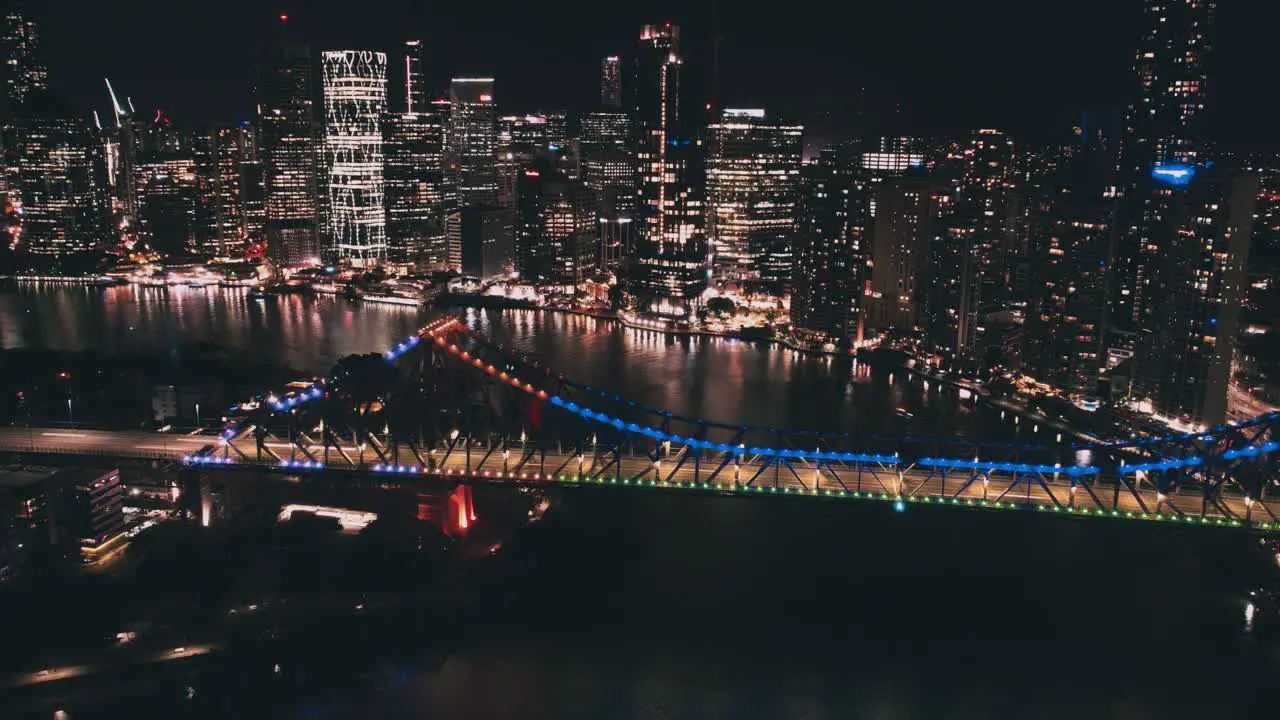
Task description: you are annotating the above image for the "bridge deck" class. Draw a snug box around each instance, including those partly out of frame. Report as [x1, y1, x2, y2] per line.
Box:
[2, 427, 1273, 531]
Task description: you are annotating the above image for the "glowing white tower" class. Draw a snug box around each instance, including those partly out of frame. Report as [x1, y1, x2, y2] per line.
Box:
[322, 50, 388, 266]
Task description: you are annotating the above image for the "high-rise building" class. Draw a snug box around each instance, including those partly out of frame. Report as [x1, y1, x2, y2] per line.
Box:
[384, 109, 447, 268]
[630, 23, 705, 307]
[1123, 0, 1212, 175]
[103, 79, 141, 228]
[705, 108, 802, 292]
[448, 78, 498, 208]
[202, 125, 247, 257]
[515, 154, 595, 287]
[958, 128, 1017, 312]
[12, 97, 105, 257]
[600, 55, 622, 108]
[322, 50, 388, 267]
[460, 204, 509, 279]
[258, 17, 319, 267]
[579, 110, 632, 212]
[136, 156, 198, 255]
[396, 40, 427, 114]
[1115, 0, 1214, 331]
[791, 147, 859, 339]
[865, 174, 940, 333]
[1, 2, 48, 116]
[1134, 166, 1253, 425]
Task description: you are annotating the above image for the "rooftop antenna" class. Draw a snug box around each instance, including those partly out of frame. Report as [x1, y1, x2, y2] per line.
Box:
[127, 97, 136, 115]
[91, 110, 102, 131]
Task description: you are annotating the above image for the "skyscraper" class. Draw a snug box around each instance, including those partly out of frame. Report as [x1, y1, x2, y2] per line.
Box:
[1113, 0, 1242, 425]
[397, 40, 426, 114]
[580, 109, 632, 214]
[515, 153, 594, 287]
[12, 100, 103, 257]
[1134, 166, 1253, 425]
[865, 174, 940, 332]
[1115, 0, 1214, 329]
[448, 78, 498, 208]
[791, 147, 858, 339]
[600, 55, 622, 108]
[322, 50, 388, 267]
[383, 108, 447, 268]
[705, 108, 803, 293]
[1, 2, 48, 116]
[258, 16, 319, 267]
[629, 23, 706, 308]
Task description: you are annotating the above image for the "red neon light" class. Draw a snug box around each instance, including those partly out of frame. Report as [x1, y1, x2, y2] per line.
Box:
[279, 13, 288, 23]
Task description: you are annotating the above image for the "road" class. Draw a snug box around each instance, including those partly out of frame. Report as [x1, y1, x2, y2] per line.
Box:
[1, 426, 1275, 529]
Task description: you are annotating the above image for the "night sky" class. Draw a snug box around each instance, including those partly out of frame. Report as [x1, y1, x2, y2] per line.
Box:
[37, 0, 1279, 148]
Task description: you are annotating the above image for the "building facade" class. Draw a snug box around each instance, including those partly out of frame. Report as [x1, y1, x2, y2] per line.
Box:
[322, 50, 388, 267]
[258, 20, 319, 267]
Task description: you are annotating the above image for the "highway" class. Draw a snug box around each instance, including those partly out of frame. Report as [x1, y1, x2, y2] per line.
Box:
[2, 426, 1276, 529]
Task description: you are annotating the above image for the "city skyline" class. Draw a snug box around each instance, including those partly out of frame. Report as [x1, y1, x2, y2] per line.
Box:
[24, 0, 1280, 147]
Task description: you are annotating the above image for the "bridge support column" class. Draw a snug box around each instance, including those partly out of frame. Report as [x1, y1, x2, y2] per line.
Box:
[446, 484, 476, 537]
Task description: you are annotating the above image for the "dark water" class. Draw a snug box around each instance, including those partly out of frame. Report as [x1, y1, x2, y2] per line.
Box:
[2, 285, 1277, 718]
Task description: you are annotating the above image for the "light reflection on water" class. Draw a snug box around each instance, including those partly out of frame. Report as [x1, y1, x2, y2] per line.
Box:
[0, 286, 1023, 442]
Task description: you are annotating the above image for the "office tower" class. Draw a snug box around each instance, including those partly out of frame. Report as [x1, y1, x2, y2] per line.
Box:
[580, 110, 632, 212]
[11, 97, 104, 256]
[927, 218, 982, 360]
[322, 50, 388, 267]
[235, 124, 265, 243]
[865, 174, 940, 332]
[632, 23, 681, 254]
[600, 55, 622, 108]
[396, 40, 427, 113]
[1, 2, 48, 115]
[448, 78, 498, 208]
[384, 109, 447, 268]
[705, 108, 802, 292]
[499, 113, 549, 149]
[791, 147, 858, 339]
[598, 216, 634, 271]
[258, 17, 319, 267]
[544, 110, 570, 152]
[195, 125, 247, 257]
[460, 205, 509, 279]
[136, 156, 198, 255]
[630, 23, 706, 307]
[515, 154, 594, 287]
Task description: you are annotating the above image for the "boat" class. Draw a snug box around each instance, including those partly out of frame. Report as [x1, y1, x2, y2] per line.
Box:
[249, 287, 270, 301]
[361, 293, 425, 307]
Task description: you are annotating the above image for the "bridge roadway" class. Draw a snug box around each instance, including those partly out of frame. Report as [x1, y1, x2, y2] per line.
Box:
[1, 427, 1275, 530]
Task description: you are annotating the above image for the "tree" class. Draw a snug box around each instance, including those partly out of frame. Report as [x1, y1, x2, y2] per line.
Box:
[706, 296, 736, 316]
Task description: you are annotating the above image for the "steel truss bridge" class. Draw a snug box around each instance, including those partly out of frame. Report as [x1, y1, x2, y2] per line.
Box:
[176, 315, 1280, 532]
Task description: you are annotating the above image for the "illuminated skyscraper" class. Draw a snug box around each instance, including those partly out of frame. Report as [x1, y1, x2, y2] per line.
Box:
[448, 78, 498, 208]
[865, 174, 941, 332]
[791, 147, 858, 339]
[1, 2, 47, 115]
[600, 55, 621, 108]
[1113, 0, 1238, 425]
[396, 40, 426, 113]
[12, 97, 103, 256]
[629, 23, 705, 307]
[580, 110, 632, 213]
[515, 154, 594, 287]
[322, 50, 388, 267]
[384, 106, 447, 268]
[258, 15, 319, 267]
[705, 108, 802, 293]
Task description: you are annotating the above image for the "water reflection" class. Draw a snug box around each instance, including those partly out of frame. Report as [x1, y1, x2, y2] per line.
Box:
[0, 287, 1027, 442]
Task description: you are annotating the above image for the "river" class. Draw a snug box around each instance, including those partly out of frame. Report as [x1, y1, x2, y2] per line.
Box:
[2, 283, 1277, 719]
